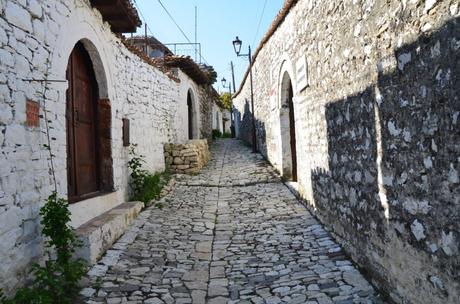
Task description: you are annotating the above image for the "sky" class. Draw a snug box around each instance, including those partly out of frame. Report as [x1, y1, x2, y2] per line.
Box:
[133, 0, 285, 93]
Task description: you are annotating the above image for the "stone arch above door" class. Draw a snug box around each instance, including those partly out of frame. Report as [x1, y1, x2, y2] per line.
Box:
[187, 88, 199, 140]
[278, 66, 298, 181]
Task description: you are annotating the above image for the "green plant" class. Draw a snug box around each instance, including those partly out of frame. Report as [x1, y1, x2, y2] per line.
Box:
[220, 92, 232, 111]
[93, 277, 103, 294]
[136, 173, 161, 203]
[222, 132, 232, 138]
[128, 145, 171, 206]
[0, 289, 6, 303]
[4, 193, 86, 304]
[212, 129, 222, 140]
[127, 145, 149, 196]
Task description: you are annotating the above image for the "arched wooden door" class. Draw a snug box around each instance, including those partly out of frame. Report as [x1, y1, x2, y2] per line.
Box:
[66, 42, 100, 202]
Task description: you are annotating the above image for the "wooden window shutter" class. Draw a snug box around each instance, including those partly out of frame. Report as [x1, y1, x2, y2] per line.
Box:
[122, 118, 130, 147]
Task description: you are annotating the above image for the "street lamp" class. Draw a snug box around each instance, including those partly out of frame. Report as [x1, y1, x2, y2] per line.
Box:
[232, 37, 242, 55]
[221, 77, 231, 92]
[232, 36, 257, 153]
[220, 77, 233, 137]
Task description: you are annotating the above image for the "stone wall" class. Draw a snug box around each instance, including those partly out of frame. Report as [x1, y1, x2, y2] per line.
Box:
[232, 1, 460, 303]
[0, 0, 211, 294]
[164, 140, 211, 174]
[212, 103, 232, 134]
[198, 86, 217, 141]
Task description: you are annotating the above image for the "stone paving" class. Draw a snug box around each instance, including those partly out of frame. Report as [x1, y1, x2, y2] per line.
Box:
[80, 139, 383, 304]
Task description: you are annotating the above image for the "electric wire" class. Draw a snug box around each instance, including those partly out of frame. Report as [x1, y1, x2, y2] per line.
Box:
[156, 0, 210, 65]
[252, 0, 268, 47]
[132, 0, 156, 38]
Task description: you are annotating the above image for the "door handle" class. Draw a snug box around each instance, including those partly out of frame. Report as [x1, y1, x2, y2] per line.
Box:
[75, 110, 79, 126]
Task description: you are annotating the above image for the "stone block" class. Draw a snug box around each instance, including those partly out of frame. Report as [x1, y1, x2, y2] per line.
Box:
[184, 168, 199, 174]
[27, 0, 42, 18]
[176, 164, 190, 170]
[173, 157, 184, 165]
[5, 2, 32, 32]
[182, 152, 198, 157]
[75, 201, 144, 264]
[0, 49, 14, 67]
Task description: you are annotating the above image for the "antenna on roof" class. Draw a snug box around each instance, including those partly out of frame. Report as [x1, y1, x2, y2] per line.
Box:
[195, 6, 197, 63]
[144, 23, 148, 55]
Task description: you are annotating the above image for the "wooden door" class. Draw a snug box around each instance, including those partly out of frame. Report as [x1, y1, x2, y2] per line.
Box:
[66, 42, 100, 202]
[187, 92, 193, 139]
[288, 82, 297, 181]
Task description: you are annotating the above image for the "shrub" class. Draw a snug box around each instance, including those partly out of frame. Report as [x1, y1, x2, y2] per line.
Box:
[222, 132, 232, 138]
[127, 145, 148, 197]
[0, 290, 6, 303]
[128, 145, 171, 206]
[212, 129, 222, 140]
[2, 193, 86, 304]
[134, 172, 167, 205]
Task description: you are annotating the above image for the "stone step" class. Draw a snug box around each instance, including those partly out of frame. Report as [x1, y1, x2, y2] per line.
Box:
[75, 201, 144, 264]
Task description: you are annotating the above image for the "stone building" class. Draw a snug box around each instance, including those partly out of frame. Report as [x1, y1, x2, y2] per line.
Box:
[232, 0, 459, 303]
[0, 0, 216, 294]
[127, 35, 173, 59]
[212, 102, 231, 135]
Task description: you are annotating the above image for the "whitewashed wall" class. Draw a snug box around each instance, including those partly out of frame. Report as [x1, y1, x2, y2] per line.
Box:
[0, 0, 207, 294]
[211, 103, 222, 132]
[211, 104, 231, 135]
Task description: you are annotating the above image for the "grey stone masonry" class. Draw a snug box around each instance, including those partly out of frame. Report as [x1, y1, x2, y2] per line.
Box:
[81, 139, 383, 303]
[232, 1, 459, 303]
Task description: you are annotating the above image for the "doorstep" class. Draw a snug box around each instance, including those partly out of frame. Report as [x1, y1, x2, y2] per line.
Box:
[284, 181, 300, 198]
[75, 201, 144, 264]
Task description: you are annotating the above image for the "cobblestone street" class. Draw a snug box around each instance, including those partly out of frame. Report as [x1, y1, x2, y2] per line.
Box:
[81, 139, 381, 304]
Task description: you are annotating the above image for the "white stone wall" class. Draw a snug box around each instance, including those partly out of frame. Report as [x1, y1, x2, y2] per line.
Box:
[211, 103, 222, 132]
[0, 0, 208, 294]
[211, 104, 231, 134]
[222, 109, 231, 134]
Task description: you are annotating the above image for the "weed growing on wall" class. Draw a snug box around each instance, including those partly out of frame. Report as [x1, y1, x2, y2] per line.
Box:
[128, 145, 171, 206]
[2, 193, 86, 304]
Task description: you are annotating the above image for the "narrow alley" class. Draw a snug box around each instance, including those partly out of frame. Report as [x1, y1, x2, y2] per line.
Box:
[81, 139, 381, 304]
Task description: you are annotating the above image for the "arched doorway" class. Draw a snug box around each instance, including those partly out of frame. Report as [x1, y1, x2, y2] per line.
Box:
[66, 41, 112, 202]
[280, 71, 297, 181]
[187, 90, 194, 139]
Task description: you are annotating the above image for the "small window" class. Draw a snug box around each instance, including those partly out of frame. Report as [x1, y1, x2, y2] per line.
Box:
[122, 118, 130, 147]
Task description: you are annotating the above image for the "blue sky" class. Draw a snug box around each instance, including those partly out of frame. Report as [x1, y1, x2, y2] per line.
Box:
[133, 0, 284, 92]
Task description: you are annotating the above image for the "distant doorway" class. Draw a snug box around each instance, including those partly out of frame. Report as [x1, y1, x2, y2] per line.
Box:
[280, 72, 297, 181]
[187, 90, 193, 139]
